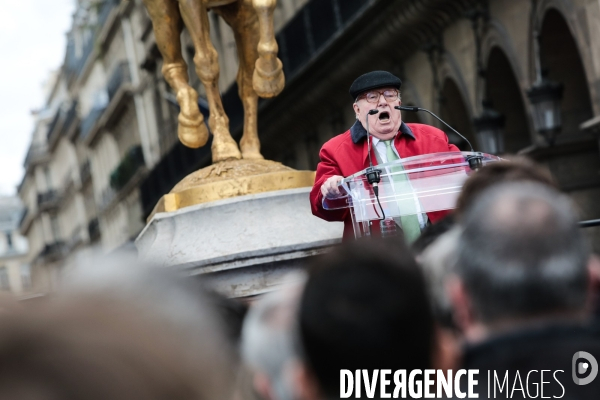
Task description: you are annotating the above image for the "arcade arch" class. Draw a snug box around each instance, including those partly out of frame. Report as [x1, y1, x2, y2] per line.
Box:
[485, 47, 531, 153]
[539, 8, 593, 137]
[439, 78, 475, 151]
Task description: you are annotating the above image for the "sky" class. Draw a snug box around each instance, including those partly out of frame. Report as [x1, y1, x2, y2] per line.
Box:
[0, 0, 75, 196]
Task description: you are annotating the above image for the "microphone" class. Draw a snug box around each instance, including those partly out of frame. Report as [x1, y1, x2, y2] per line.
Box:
[365, 109, 382, 190]
[364, 109, 385, 221]
[394, 105, 483, 170]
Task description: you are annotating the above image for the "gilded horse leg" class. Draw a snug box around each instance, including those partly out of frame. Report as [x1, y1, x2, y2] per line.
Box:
[252, 0, 285, 97]
[216, 0, 263, 159]
[178, 0, 241, 162]
[142, 0, 208, 149]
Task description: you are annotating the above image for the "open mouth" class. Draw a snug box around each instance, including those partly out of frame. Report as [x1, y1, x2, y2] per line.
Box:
[378, 111, 390, 122]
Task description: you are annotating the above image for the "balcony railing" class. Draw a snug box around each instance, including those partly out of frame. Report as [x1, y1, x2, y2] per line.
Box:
[24, 143, 48, 167]
[110, 145, 145, 192]
[88, 217, 101, 242]
[37, 190, 60, 210]
[46, 109, 63, 141]
[107, 62, 131, 101]
[80, 106, 106, 140]
[36, 241, 66, 263]
[18, 207, 28, 228]
[80, 159, 92, 184]
[63, 100, 78, 135]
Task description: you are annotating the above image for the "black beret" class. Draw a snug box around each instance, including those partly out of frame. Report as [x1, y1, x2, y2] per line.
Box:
[349, 71, 402, 99]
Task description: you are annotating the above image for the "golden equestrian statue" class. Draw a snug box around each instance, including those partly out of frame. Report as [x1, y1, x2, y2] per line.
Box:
[143, 0, 315, 218]
[143, 0, 284, 162]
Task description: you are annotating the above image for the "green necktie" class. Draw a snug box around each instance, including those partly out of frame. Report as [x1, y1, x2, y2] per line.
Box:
[383, 140, 422, 243]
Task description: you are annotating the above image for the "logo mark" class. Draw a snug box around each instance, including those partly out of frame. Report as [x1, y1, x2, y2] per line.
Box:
[572, 351, 598, 385]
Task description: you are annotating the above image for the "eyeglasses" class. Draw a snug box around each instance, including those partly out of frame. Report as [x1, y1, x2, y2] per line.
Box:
[358, 89, 399, 103]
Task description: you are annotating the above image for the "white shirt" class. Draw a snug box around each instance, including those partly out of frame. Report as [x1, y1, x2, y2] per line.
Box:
[372, 136, 427, 229]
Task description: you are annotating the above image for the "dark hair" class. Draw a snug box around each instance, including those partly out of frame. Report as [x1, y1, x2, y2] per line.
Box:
[457, 182, 589, 324]
[298, 238, 434, 398]
[456, 156, 557, 219]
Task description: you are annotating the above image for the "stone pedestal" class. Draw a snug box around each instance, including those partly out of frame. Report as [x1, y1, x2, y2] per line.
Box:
[135, 188, 343, 297]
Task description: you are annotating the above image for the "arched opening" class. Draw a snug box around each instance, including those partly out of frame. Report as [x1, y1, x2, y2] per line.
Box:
[439, 78, 475, 151]
[485, 47, 531, 153]
[539, 9, 593, 136]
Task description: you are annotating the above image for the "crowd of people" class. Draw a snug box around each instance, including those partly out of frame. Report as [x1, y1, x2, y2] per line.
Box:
[0, 156, 598, 400]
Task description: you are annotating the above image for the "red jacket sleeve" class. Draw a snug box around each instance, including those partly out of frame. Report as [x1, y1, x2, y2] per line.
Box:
[310, 143, 349, 222]
[447, 141, 460, 152]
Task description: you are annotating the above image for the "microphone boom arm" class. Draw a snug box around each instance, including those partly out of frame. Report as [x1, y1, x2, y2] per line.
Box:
[395, 106, 474, 152]
[395, 105, 483, 170]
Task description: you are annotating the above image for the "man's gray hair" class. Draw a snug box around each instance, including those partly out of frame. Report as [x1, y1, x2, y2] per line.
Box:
[241, 275, 305, 400]
[457, 181, 589, 324]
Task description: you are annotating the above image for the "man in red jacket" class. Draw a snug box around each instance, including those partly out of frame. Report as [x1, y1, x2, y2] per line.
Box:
[310, 71, 459, 241]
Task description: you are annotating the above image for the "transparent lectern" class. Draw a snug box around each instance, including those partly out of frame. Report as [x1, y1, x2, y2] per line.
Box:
[322, 151, 502, 239]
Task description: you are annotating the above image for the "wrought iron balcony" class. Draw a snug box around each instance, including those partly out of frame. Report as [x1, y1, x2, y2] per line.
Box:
[88, 217, 101, 242]
[63, 100, 79, 135]
[80, 106, 106, 141]
[37, 190, 60, 210]
[18, 207, 28, 228]
[23, 143, 48, 167]
[46, 109, 63, 142]
[36, 241, 66, 264]
[80, 159, 92, 184]
[110, 145, 145, 192]
[107, 62, 131, 102]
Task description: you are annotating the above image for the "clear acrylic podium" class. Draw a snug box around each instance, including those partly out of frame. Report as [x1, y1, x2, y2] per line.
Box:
[323, 151, 502, 239]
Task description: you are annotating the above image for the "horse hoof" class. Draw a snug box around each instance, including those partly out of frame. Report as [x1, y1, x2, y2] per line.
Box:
[178, 118, 209, 149]
[253, 59, 285, 98]
[212, 130, 242, 162]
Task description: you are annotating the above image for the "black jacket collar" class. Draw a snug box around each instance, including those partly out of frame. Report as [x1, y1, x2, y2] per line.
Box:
[350, 120, 415, 144]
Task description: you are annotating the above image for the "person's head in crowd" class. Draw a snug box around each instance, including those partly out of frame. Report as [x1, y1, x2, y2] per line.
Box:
[450, 182, 590, 341]
[418, 226, 461, 328]
[455, 156, 557, 220]
[242, 273, 306, 400]
[0, 285, 235, 400]
[295, 238, 434, 400]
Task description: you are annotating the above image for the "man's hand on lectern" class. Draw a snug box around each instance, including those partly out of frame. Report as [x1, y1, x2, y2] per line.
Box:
[321, 175, 344, 199]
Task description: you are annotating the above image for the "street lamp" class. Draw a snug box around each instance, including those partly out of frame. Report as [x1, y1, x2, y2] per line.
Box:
[526, 71, 564, 145]
[474, 100, 505, 154]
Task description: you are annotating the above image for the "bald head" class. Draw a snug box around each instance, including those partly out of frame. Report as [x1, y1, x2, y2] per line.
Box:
[457, 182, 589, 325]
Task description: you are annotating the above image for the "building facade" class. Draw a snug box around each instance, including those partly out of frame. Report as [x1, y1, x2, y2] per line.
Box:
[19, 0, 600, 292]
[0, 197, 30, 295]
